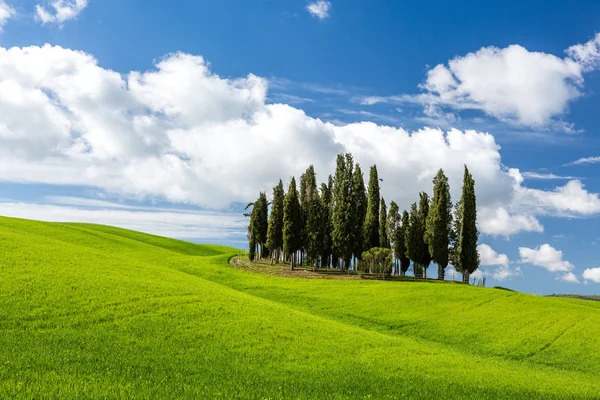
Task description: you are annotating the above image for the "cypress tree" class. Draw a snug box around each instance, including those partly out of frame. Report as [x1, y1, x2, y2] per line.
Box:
[332, 153, 354, 271]
[351, 164, 367, 267]
[304, 166, 323, 266]
[398, 210, 410, 276]
[266, 180, 285, 264]
[248, 231, 256, 262]
[418, 192, 432, 278]
[449, 198, 462, 271]
[425, 169, 452, 280]
[320, 176, 334, 268]
[388, 201, 400, 273]
[406, 202, 421, 277]
[245, 192, 268, 260]
[299, 171, 308, 266]
[257, 192, 269, 259]
[379, 197, 389, 248]
[457, 166, 480, 283]
[283, 177, 302, 270]
[363, 165, 380, 251]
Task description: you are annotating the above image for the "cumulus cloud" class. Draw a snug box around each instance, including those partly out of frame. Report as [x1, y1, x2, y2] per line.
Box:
[510, 170, 600, 216]
[0, 0, 15, 31]
[478, 207, 543, 237]
[558, 272, 580, 284]
[361, 33, 600, 129]
[478, 244, 509, 267]
[491, 265, 522, 281]
[582, 268, 600, 283]
[519, 244, 574, 273]
[306, 1, 331, 19]
[0, 44, 599, 238]
[476, 244, 521, 281]
[36, 0, 87, 25]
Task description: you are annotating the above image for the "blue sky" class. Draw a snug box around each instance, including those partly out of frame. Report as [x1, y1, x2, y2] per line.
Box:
[2, 0, 600, 295]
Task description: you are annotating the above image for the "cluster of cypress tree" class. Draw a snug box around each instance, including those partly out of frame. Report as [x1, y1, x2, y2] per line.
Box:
[246, 153, 480, 281]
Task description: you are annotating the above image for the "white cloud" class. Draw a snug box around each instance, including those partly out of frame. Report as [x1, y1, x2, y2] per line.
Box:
[582, 268, 600, 283]
[565, 156, 600, 166]
[361, 33, 600, 129]
[478, 244, 509, 267]
[566, 33, 600, 72]
[477, 244, 520, 281]
[519, 244, 574, 273]
[0, 0, 15, 31]
[478, 207, 544, 237]
[557, 272, 580, 284]
[0, 44, 599, 237]
[36, 0, 87, 25]
[512, 172, 600, 216]
[306, 1, 331, 19]
[521, 172, 577, 180]
[0, 200, 247, 242]
[491, 265, 522, 281]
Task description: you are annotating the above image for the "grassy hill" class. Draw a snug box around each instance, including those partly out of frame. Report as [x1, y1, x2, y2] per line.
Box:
[1, 216, 599, 399]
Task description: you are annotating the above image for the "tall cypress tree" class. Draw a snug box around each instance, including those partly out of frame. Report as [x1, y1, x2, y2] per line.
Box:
[266, 180, 285, 264]
[298, 172, 308, 266]
[379, 197, 389, 248]
[398, 210, 411, 276]
[351, 164, 367, 267]
[363, 165, 380, 251]
[332, 153, 354, 271]
[449, 198, 462, 271]
[418, 192, 432, 278]
[457, 166, 480, 283]
[320, 176, 334, 268]
[304, 166, 323, 266]
[245, 192, 268, 260]
[257, 192, 269, 259]
[425, 169, 452, 280]
[283, 177, 302, 270]
[388, 201, 400, 272]
[406, 202, 421, 277]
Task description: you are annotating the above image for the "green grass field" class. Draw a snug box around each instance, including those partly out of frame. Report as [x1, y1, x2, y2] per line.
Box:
[1, 216, 599, 399]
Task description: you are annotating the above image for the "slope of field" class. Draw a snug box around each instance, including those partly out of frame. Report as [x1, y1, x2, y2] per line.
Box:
[1, 216, 599, 399]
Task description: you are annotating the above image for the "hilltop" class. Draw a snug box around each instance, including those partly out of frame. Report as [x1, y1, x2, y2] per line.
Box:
[1, 216, 599, 399]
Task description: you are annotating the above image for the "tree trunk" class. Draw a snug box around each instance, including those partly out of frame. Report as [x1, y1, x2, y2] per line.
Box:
[462, 271, 469, 283]
[438, 265, 445, 280]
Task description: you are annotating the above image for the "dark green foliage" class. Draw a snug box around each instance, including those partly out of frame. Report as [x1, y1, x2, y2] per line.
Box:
[406, 195, 431, 278]
[245, 192, 268, 259]
[320, 176, 334, 268]
[363, 165, 380, 251]
[426, 169, 452, 280]
[379, 197, 389, 248]
[449, 198, 462, 271]
[388, 201, 400, 272]
[406, 202, 420, 276]
[418, 192, 432, 278]
[303, 166, 323, 266]
[283, 177, 302, 270]
[351, 164, 367, 264]
[332, 154, 354, 270]
[399, 210, 411, 276]
[457, 166, 480, 283]
[248, 232, 256, 261]
[257, 192, 269, 258]
[266, 180, 285, 263]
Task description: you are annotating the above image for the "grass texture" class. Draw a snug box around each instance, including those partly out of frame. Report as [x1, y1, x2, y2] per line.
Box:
[1, 216, 599, 399]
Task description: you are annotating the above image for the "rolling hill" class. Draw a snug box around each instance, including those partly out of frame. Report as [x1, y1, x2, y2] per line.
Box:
[1, 216, 599, 399]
